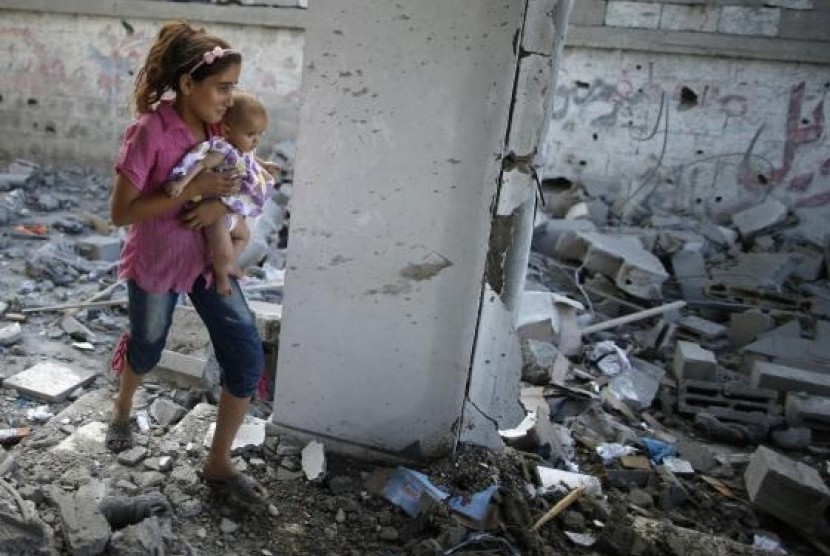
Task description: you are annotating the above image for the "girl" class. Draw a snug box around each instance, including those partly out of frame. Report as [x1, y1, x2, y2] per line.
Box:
[108, 21, 267, 507]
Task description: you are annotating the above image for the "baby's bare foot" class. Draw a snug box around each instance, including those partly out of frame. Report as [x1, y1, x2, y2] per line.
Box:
[215, 272, 233, 296]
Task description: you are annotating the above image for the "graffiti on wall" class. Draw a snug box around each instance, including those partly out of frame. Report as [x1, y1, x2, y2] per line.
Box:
[548, 65, 830, 217]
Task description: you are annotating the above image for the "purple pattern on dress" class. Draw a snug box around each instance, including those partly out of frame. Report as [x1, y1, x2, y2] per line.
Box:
[167, 137, 274, 218]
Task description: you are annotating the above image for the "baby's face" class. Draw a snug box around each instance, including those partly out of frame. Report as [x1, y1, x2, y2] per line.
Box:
[225, 113, 267, 153]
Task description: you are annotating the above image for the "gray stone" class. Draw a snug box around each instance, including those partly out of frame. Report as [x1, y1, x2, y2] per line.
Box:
[35, 193, 59, 212]
[220, 518, 239, 535]
[116, 447, 148, 467]
[785, 393, 830, 430]
[745, 446, 830, 537]
[678, 315, 727, 340]
[0, 322, 22, 347]
[176, 498, 202, 518]
[144, 457, 173, 473]
[676, 440, 716, 473]
[60, 315, 97, 343]
[520, 339, 558, 385]
[135, 472, 165, 489]
[170, 466, 199, 490]
[628, 488, 654, 508]
[379, 526, 399, 541]
[108, 516, 166, 556]
[609, 358, 665, 410]
[50, 482, 111, 556]
[771, 427, 812, 450]
[0, 508, 52, 555]
[149, 398, 187, 427]
[600, 516, 756, 555]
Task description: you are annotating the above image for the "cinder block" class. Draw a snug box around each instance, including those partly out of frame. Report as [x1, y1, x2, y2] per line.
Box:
[678, 379, 779, 427]
[673, 341, 716, 381]
[751, 360, 830, 399]
[605, 1, 661, 29]
[786, 393, 830, 430]
[744, 446, 830, 537]
[718, 6, 780, 37]
[660, 5, 719, 32]
[76, 235, 122, 262]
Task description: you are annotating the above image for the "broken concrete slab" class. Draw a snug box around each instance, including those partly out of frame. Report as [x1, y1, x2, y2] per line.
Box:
[52, 422, 109, 455]
[50, 481, 111, 556]
[600, 515, 756, 555]
[744, 445, 830, 538]
[60, 315, 97, 342]
[536, 466, 602, 496]
[531, 218, 597, 259]
[672, 341, 716, 382]
[671, 245, 706, 301]
[750, 360, 830, 399]
[203, 416, 266, 455]
[608, 357, 665, 411]
[678, 315, 727, 340]
[557, 231, 669, 300]
[731, 198, 789, 238]
[160, 403, 216, 455]
[517, 291, 584, 355]
[742, 320, 830, 373]
[729, 309, 774, 348]
[155, 350, 206, 381]
[107, 516, 167, 556]
[5, 360, 96, 402]
[248, 300, 283, 345]
[0, 506, 52, 555]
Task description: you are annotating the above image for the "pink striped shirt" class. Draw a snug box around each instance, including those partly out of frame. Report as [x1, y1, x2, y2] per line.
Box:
[115, 101, 218, 294]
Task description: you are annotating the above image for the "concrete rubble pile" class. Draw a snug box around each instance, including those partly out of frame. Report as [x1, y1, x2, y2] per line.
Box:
[498, 178, 830, 554]
[1, 151, 829, 555]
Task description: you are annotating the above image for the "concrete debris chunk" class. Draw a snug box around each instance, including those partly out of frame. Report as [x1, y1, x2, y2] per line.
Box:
[50, 481, 111, 556]
[520, 339, 559, 385]
[672, 341, 716, 382]
[302, 440, 327, 481]
[5, 360, 96, 402]
[60, 315, 96, 342]
[53, 422, 109, 455]
[744, 446, 830, 538]
[750, 360, 830, 399]
[0, 322, 22, 346]
[729, 309, 774, 348]
[785, 393, 830, 431]
[76, 235, 122, 263]
[107, 516, 167, 556]
[678, 315, 727, 340]
[731, 198, 789, 237]
[600, 516, 756, 555]
[536, 466, 602, 496]
[149, 398, 187, 427]
[608, 357, 665, 410]
[203, 416, 266, 455]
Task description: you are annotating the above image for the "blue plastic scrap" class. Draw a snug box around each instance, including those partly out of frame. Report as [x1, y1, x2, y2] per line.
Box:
[448, 485, 499, 523]
[382, 467, 449, 517]
[640, 437, 677, 464]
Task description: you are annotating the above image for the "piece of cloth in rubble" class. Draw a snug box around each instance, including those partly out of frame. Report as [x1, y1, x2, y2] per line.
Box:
[167, 136, 273, 219]
[115, 100, 219, 294]
[99, 491, 172, 530]
[110, 332, 130, 375]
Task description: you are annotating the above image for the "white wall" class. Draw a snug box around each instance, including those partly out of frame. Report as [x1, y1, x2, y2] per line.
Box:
[0, 2, 304, 169]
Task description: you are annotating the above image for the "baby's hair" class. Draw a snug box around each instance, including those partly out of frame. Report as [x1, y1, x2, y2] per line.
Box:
[133, 21, 242, 114]
[223, 91, 268, 128]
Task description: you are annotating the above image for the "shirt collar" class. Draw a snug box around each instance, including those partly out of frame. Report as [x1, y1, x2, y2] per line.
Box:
[156, 100, 191, 135]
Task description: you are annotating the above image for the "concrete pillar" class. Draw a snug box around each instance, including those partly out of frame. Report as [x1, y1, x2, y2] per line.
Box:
[271, 0, 569, 459]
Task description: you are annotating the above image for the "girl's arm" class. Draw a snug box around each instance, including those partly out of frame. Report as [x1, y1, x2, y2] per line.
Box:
[111, 170, 239, 227]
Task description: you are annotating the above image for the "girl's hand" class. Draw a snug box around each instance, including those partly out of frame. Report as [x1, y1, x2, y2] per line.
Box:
[181, 199, 228, 229]
[188, 169, 241, 199]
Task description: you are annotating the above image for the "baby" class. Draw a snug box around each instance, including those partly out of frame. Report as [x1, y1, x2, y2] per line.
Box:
[166, 91, 277, 295]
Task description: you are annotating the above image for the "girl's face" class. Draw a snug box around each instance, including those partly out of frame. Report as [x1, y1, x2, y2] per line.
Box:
[182, 63, 241, 125]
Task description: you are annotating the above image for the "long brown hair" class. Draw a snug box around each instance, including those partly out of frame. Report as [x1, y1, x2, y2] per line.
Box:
[133, 21, 242, 114]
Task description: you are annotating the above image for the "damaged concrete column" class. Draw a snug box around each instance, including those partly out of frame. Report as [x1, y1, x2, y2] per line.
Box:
[462, 0, 573, 448]
[272, 0, 551, 458]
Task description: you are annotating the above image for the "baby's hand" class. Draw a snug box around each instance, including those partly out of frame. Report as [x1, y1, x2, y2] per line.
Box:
[261, 161, 283, 177]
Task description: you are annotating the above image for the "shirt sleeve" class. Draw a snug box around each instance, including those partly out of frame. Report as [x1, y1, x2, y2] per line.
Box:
[115, 118, 157, 192]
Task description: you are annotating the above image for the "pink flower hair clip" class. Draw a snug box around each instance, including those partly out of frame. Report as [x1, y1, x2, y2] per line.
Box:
[188, 46, 239, 75]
